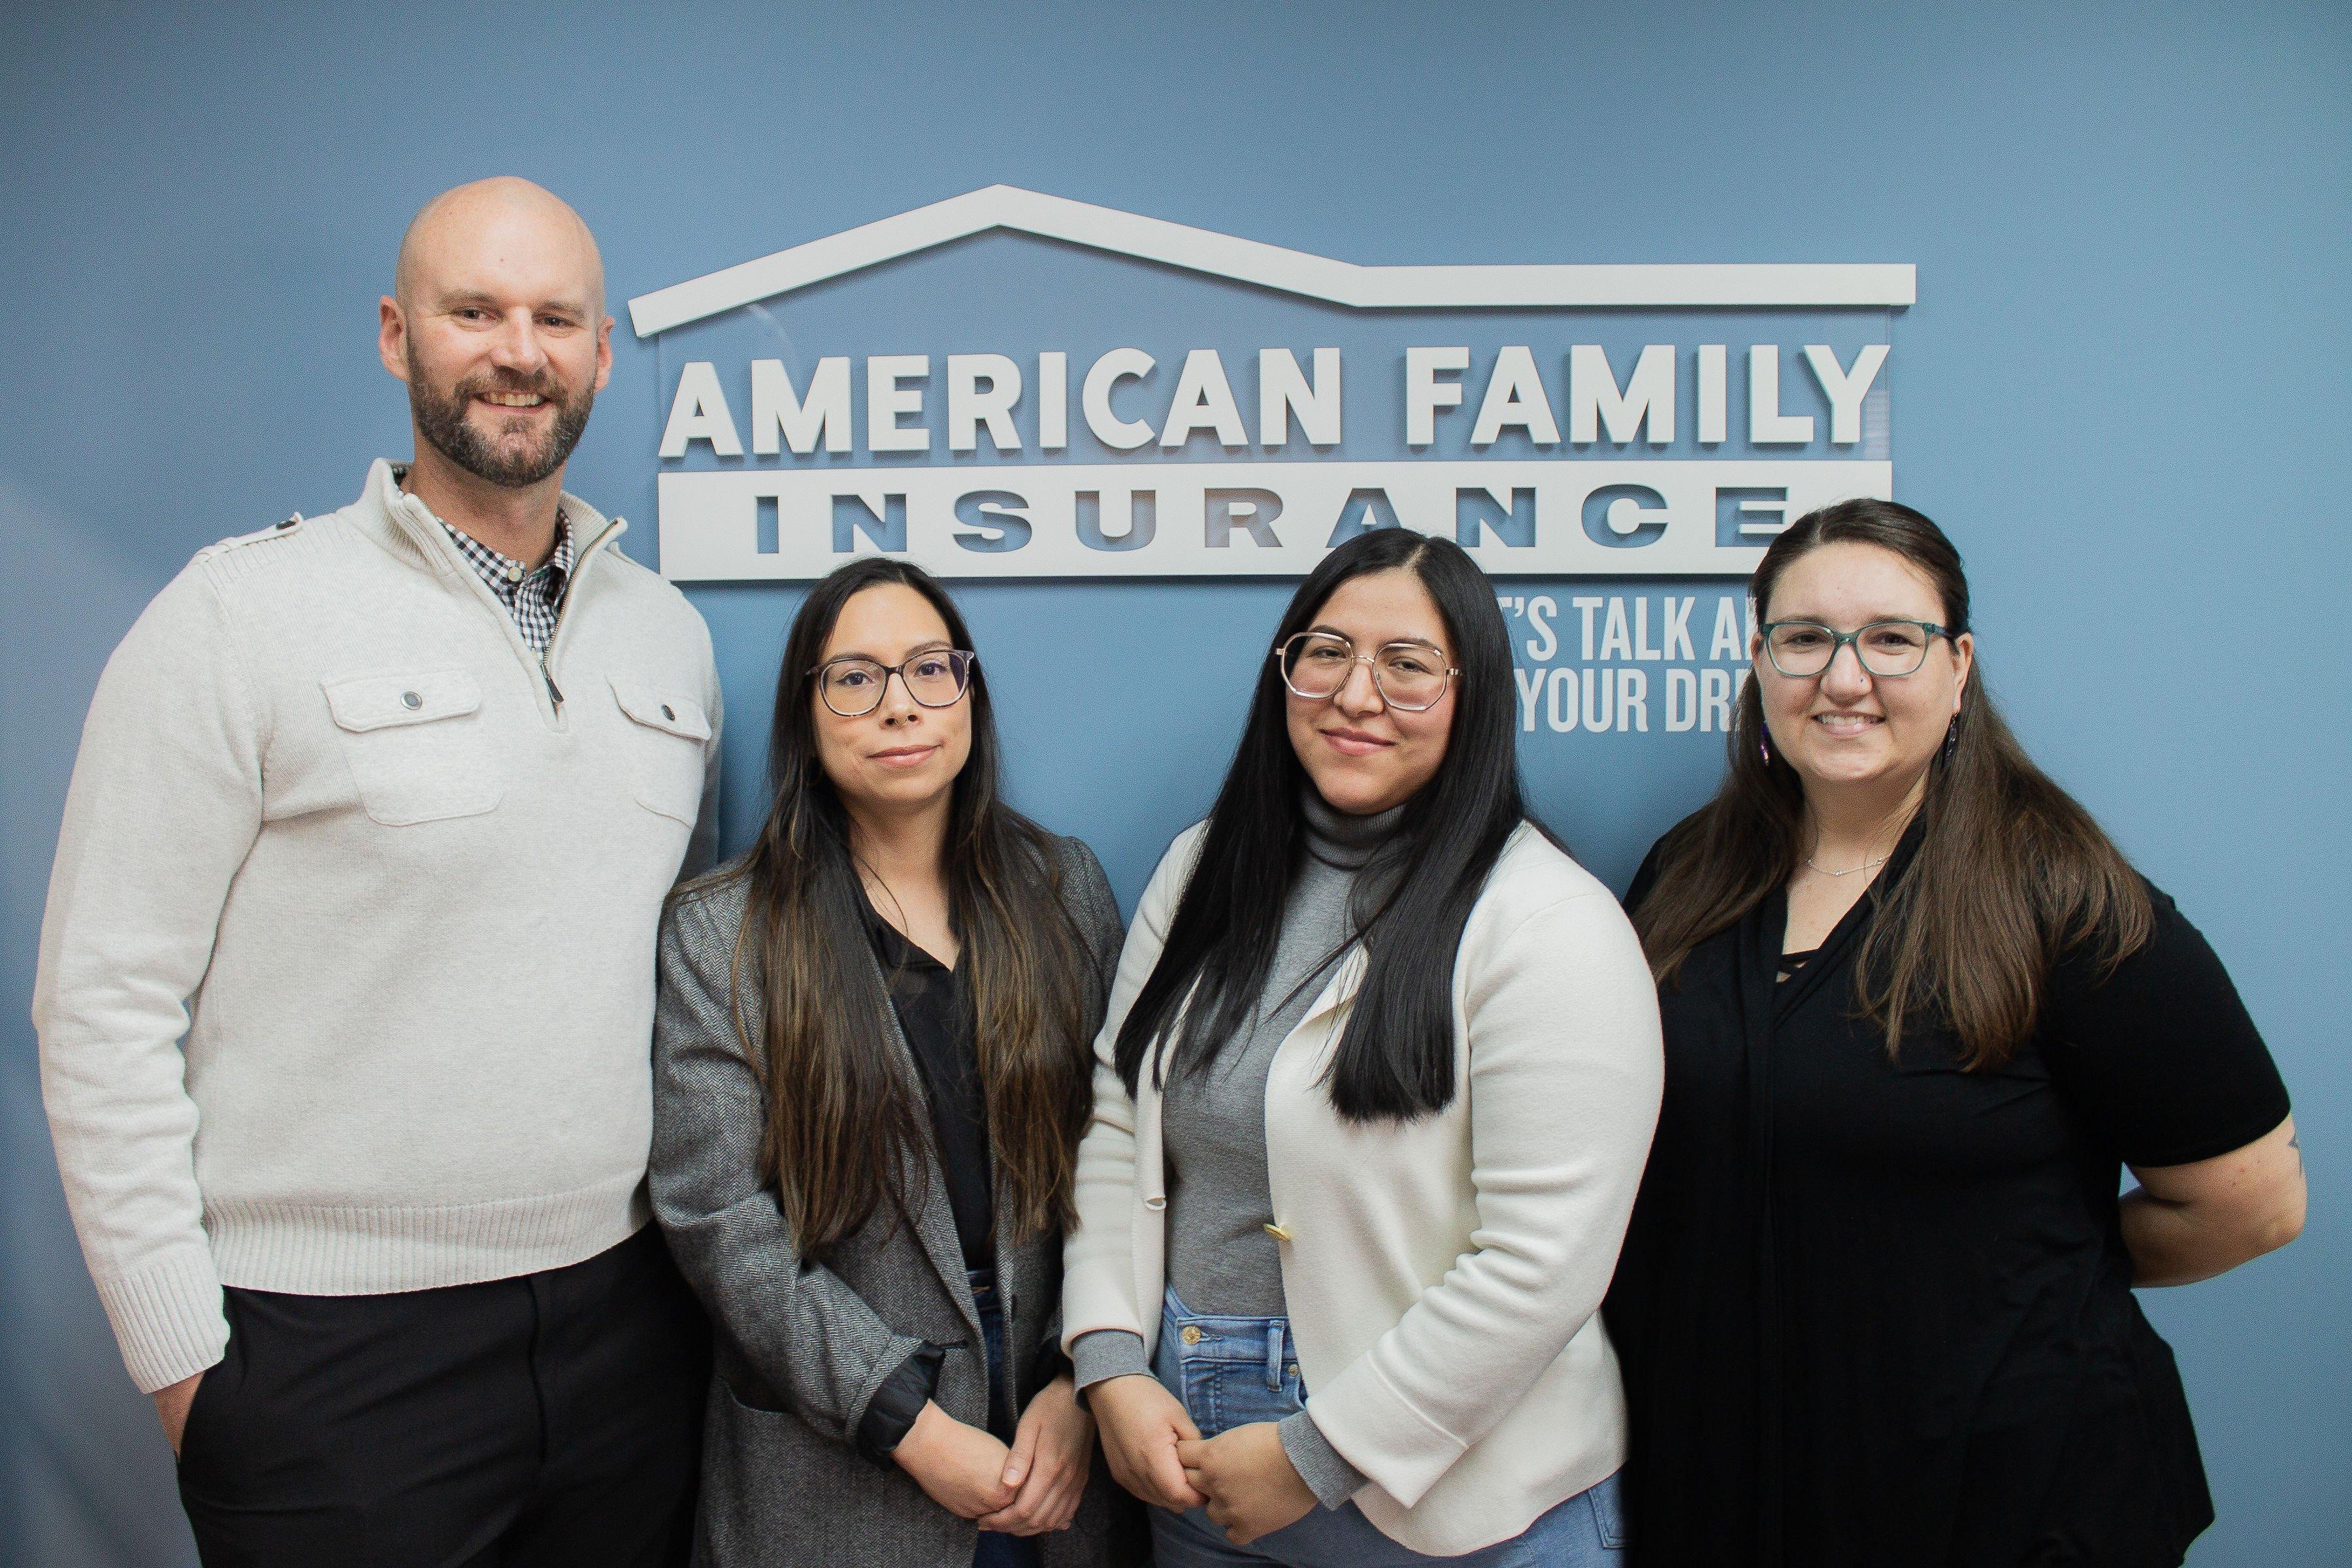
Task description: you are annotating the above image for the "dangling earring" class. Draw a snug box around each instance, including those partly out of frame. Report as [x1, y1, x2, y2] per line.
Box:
[1940, 714, 1961, 764]
[1759, 731, 1774, 767]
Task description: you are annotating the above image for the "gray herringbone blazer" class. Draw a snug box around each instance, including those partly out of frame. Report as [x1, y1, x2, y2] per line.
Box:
[651, 834, 1149, 1568]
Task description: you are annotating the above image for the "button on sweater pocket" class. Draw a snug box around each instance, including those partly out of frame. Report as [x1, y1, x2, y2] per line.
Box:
[321, 669, 502, 825]
[610, 676, 710, 825]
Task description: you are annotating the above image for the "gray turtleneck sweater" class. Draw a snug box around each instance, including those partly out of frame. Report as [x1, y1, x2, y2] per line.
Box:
[1073, 791, 1399, 1508]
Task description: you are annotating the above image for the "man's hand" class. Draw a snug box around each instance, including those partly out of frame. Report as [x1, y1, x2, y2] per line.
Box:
[1087, 1374, 1205, 1511]
[975, 1374, 1093, 1536]
[893, 1401, 1016, 1520]
[1177, 1422, 1318, 1546]
[153, 1371, 204, 1456]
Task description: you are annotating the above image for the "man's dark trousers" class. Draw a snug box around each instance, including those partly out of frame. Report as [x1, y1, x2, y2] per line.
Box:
[176, 1225, 708, 1567]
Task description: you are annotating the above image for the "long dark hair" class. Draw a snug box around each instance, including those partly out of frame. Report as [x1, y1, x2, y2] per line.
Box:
[1113, 529, 1544, 1121]
[715, 559, 1094, 1256]
[1631, 497, 2152, 1068]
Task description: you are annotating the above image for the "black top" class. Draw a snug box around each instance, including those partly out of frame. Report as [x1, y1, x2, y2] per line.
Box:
[1605, 823, 2291, 1568]
[861, 900, 996, 1272]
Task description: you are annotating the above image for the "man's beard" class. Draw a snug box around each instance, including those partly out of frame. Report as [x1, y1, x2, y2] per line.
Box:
[408, 352, 595, 489]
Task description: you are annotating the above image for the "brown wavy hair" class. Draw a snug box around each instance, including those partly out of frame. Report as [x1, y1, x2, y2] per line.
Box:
[1630, 498, 2151, 1068]
[712, 559, 1094, 1256]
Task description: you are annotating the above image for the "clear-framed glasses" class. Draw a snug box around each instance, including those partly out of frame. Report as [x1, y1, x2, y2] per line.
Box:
[1274, 632, 1458, 712]
[812, 649, 977, 717]
[1759, 619, 1950, 679]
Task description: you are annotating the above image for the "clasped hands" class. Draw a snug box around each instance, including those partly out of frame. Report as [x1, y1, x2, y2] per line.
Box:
[893, 1373, 1093, 1535]
[1090, 1373, 1319, 1545]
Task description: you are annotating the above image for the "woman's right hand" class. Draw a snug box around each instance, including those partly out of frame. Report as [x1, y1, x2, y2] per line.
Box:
[1087, 1373, 1207, 1511]
[894, 1400, 1017, 1519]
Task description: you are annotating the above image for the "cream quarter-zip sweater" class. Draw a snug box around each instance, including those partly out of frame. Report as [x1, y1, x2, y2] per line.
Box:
[1063, 821, 1663, 1556]
[33, 460, 723, 1394]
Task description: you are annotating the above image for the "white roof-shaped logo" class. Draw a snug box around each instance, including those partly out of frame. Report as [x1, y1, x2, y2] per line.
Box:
[627, 185, 1915, 337]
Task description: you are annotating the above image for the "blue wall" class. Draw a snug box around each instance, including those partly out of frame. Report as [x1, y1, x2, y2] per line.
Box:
[4, 3, 2345, 1562]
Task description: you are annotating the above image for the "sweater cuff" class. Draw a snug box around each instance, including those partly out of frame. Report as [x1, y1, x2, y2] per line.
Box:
[855, 1343, 945, 1463]
[1279, 1410, 1369, 1509]
[93, 1245, 229, 1395]
[1071, 1329, 1151, 1392]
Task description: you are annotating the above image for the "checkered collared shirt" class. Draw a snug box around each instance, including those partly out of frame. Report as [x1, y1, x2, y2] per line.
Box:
[438, 512, 575, 656]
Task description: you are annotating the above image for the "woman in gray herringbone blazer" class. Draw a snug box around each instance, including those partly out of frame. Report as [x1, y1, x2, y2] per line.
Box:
[650, 559, 1147, 1568]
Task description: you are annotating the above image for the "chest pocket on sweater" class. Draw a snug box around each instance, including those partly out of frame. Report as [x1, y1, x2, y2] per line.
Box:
[321, 669, 503, 826]
[610, 676, 710, 826]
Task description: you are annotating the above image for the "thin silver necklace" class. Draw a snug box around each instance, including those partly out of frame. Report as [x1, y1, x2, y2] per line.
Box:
[1805, 850, 1889, 878]
[1806, 803, 1918, 878]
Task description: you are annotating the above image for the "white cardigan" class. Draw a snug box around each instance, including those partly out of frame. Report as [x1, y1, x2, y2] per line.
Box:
[1063, 821, 1664, 1556]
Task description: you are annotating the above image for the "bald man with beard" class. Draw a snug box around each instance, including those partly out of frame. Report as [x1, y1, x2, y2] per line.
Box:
[34, 178, 721, 1565]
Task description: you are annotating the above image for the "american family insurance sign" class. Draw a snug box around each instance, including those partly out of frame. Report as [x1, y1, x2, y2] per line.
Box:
[632, 186, 1912, 581]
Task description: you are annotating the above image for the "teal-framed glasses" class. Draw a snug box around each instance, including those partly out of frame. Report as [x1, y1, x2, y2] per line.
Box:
[1759, 619, 1952, 678]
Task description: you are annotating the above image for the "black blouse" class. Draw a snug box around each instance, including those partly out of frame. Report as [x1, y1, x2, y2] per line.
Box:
[1605, 825, 2290, 1568]
[862, 901, 995, 1272]
[851, 903, 998, 1459]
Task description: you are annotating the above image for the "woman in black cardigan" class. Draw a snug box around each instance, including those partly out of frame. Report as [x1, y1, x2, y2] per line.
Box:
[1606, 498, 2303, 1567]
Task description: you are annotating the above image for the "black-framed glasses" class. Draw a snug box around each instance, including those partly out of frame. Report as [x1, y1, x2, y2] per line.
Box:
[811, 649, 977, 717]
[1759, 619, 1951, 679]
[1274, 632, 1458, 711]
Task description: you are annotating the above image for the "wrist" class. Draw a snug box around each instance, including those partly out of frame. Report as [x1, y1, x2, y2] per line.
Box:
[1045, 1373, 1091, 1432]
[859, 1342, 945, 1462]
[892, 1400, 951, 1473]
[1085, 1371, 1158, 1414]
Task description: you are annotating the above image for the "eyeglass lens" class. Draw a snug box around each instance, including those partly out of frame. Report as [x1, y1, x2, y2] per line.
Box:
[1281, 633, 1449, 710]
[1766, 622, 1931, 678]
[820, 651, 972, 716]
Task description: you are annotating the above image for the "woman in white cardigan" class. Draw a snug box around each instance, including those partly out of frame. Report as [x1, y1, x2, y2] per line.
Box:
[1062, 530, 1665, 1565]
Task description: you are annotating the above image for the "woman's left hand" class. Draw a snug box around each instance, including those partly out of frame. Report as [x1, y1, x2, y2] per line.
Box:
[975, 1374, 1094, 1536]
[1175, 1422, 1318, 1545]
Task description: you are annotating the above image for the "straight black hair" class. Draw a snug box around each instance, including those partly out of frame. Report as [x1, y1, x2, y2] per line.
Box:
[1113, 529, 1549, 1121]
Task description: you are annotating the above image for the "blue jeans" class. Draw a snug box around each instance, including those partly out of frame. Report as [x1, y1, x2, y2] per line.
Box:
[1148, 1286, 1625, 1567]
[970, 1268, 1041, 1568]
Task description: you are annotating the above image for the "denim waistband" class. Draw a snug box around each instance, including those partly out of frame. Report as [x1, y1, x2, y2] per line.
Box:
[1160, 1284, 1296, 1388]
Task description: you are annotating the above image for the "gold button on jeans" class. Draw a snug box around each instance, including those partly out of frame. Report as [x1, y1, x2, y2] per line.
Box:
[1179, 1325, 1203, 1345]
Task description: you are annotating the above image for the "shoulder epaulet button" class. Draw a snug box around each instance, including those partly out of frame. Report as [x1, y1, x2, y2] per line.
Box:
[198, 512, 310, 561]
[235, 512, 304, 542]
